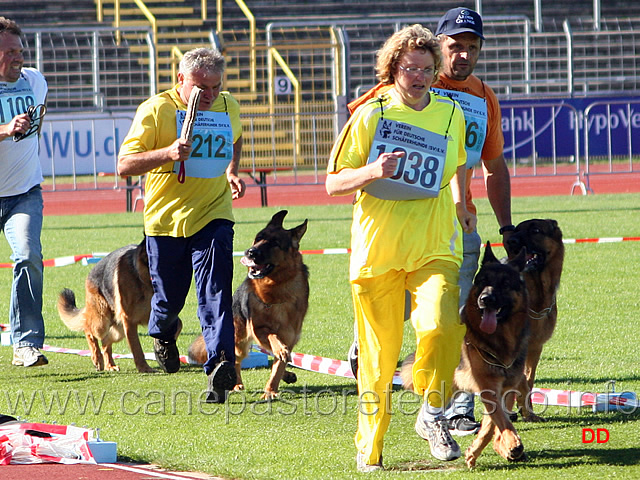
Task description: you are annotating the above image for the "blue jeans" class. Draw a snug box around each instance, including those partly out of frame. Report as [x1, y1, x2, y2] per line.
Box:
[146, 219, 236, 375]
[444, 230, 482, 420]
[0, 186, 45, 348]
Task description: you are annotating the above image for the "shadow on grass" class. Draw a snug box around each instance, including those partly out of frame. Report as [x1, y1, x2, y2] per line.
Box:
[535, 374, 640, 386]
[44, 223, 141, 232]
[391, 446, 640, 473]
[514, 204, 640, 216]
[527, 447, 640, 466]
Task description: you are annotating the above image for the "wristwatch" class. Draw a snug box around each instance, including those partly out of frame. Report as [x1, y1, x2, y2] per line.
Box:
[499, 224, 515, 235]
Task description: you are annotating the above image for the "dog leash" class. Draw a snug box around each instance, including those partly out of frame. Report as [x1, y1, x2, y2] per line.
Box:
[13, 104, 47, 142]
[528, 293, 556, 320]
[465, 341, 518, 370]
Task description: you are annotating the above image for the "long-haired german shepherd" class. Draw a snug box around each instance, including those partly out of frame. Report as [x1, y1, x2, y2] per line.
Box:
[402, 243, 530, 468]
[57, 239, 176, 373]
[505, 218, 564, 421]
[189, 210, 309, 400]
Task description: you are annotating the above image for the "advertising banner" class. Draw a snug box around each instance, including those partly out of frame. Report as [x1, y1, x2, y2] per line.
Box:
[38, 113, 134, 176]
[500, 96, 640, 160]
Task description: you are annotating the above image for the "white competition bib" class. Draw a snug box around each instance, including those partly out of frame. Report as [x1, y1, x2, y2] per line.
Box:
[173, 110, 233, 179]
[0, 78, 38, 140]
[363, 117, 448, 200]
[432, 88, 487, 168]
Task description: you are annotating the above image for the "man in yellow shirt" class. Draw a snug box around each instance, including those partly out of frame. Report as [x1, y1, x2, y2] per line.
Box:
[118, 48, 245, 403]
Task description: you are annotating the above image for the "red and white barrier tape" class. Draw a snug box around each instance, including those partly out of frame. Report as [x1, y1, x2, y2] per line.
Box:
[0, 254, 94, 269]
[1, 236, 639, 269]
[26, 343, 638, 411]
[261, 347, 638, 411]
[41, 344, 189, 365]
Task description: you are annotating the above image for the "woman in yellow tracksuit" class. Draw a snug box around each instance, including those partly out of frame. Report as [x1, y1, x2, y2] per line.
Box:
[326, 24, 475, 471]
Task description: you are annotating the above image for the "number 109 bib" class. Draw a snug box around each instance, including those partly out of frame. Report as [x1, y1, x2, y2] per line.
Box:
[363, 118, 447, 200]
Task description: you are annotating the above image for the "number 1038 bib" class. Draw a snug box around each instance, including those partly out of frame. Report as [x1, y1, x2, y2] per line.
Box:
[363, 118, 448, 200]
[173, 110, 233, 179]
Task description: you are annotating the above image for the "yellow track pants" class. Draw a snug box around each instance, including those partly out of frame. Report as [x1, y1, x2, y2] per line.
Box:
[352, 259, 466, 464]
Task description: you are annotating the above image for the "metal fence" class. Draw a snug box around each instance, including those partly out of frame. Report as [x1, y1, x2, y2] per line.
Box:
[40, 99, 639, 200]
[20, 21, 640, 203]
[22, 26, 155, 112]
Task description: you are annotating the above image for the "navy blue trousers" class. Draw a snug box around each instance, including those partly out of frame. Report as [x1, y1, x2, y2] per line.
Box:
[146, 219, 235, 375]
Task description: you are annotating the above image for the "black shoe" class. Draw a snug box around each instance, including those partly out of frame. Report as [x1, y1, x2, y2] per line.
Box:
[153, 338, 180, 373]
[348, 340, 358, 378]
[206, 360, 237, 403]
[448, 415, 481, 436]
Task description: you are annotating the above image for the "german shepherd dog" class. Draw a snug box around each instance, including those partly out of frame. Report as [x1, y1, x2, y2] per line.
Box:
[402, 243, 530, 467]
[57, 239, 181, 373]
[189, 210, 309, 400]
[505, 219, 564, 421]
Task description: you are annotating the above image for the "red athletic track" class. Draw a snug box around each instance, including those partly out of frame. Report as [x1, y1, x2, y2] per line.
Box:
[0, 463, 219, 479]
[42, 170, 640, 216]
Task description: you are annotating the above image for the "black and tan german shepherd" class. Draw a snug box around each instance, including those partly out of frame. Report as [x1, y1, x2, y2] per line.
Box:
[402, 243, 530, 468]
[57, 239, 181, 373]
[505, 219, 564, 421]
[189, 210, 309, 400]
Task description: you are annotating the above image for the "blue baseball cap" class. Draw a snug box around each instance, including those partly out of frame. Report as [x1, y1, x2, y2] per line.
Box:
[435, 7, 484, 40]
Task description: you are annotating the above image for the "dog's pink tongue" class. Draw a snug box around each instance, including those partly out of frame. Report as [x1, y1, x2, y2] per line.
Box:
[240, 256, 255, 268]
[480, 310, 498, 334]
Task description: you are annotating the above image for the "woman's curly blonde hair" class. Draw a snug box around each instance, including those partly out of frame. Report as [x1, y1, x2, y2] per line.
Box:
[376, 24, 441, 85]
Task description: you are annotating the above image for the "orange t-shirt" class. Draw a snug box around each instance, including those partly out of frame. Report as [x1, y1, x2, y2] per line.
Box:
[347, 76, 504, 214]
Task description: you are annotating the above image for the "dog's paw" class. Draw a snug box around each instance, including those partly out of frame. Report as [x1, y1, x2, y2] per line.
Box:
[522, 412, 546, 423]
[272, 345, 291, 363]
[493, 431, 523, 461]
[260, 390, 279, 401]
[137, 365, 157, 374]
[509, 449, 527, 462]
[233, 383, 245, 392]
[464, 449, 477, 469]
[105, 365, 120, 372]
[282, 370, 297, 384]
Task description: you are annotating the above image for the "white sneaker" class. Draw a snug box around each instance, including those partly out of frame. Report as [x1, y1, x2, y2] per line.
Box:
[356, 452, 383, 472]
[415, 411, 461, 461]
[12, 346, 48, 367]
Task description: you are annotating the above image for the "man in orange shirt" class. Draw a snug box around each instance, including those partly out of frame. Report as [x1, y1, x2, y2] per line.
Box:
[347, 7, 513, 437]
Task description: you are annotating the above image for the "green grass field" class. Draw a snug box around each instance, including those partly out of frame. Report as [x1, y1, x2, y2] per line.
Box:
[1, 193, 639, 479]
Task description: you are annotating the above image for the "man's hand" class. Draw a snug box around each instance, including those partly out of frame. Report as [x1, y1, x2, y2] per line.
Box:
[167, 138, 192, 162]
[4, 113, 31, 138]
[227, 173, 246, 199]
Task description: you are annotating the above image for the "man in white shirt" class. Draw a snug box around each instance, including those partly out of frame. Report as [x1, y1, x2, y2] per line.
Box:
[0, 17, 49, 367]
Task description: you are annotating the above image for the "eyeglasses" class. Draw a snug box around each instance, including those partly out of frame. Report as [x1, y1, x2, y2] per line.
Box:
[14, 104, 47, 142]
[397, 65, 436, 77]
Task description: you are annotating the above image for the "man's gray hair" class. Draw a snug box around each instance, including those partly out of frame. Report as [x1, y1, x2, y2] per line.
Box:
[179, 48, 225, 76]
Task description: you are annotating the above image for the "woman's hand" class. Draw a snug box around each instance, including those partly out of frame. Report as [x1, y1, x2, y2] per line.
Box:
[326, 151, 404, 196]
[371, 150, 404, 179]
[456, 203, 477, 234]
